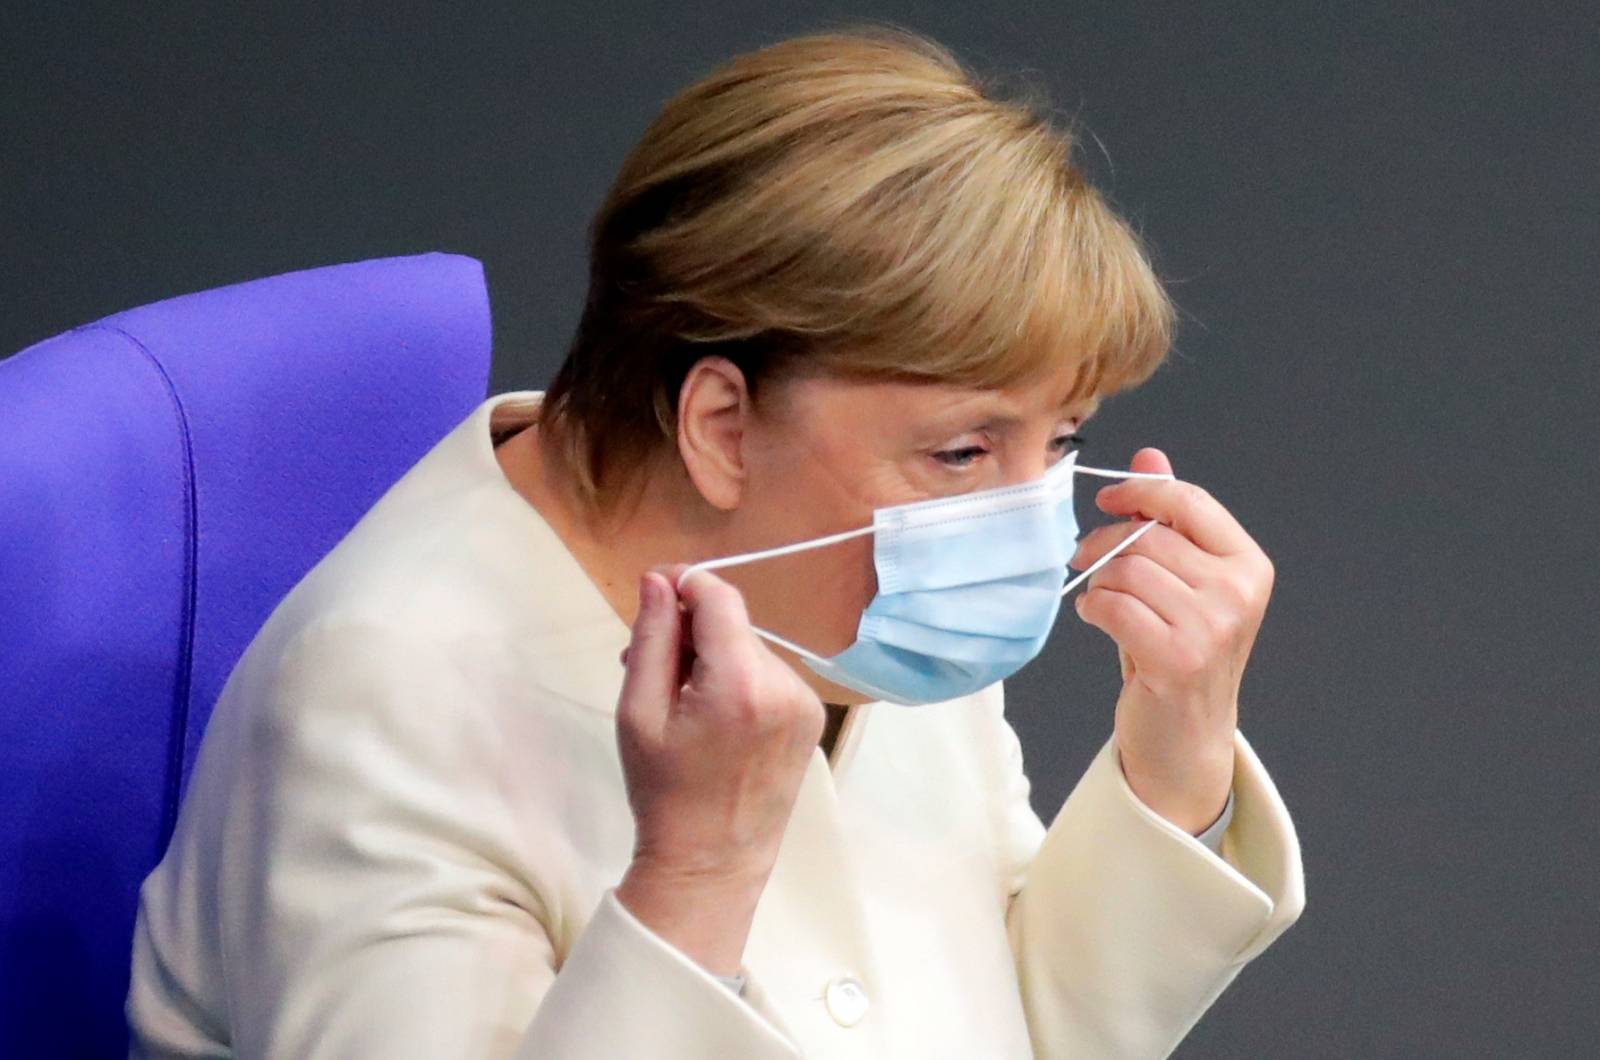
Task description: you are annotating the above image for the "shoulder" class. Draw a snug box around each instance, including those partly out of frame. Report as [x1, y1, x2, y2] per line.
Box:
[195, 502, 627, 822]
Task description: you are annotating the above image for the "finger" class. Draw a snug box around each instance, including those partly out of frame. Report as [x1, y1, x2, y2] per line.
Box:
[650, 565, 711, 698]
[616, 571, 684, 736]
[1093, 477, 1253, 558]
[1075, 583, 1169, 670]
[1081, 551, 1199, 627]
[672, 565, 761, 666]
[659, 562, 694, 595]
[1128, 446, 1174, 479]
[1070, 522, 1208, 590]
[620, 642, 682, 672]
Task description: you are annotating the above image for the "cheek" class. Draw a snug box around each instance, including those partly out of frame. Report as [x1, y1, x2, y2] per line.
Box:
[828, 542, 878, 641]
[744, 457, 887, 649]
[784, 540, 877, 654]
[731, 511, 875, 653]
[776, 538, 874, 654]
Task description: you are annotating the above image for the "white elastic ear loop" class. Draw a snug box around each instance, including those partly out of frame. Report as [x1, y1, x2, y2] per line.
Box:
[1072, 462, 1179, 482]
[1060, 466, 1178, 598]
[673, 523, 878, 666]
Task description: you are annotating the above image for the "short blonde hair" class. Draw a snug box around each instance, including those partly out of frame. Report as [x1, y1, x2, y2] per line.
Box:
[541, 22, 1176, 515]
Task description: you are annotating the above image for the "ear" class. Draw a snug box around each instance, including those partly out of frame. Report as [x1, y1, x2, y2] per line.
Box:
[676, 356, 751, 511]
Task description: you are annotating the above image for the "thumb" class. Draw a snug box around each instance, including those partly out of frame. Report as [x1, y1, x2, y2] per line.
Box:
[616, 571, 683, 735]
[1128, 446, 1173, 477]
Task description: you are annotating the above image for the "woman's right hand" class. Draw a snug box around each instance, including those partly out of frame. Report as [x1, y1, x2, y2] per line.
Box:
[611, 563, 826, 975]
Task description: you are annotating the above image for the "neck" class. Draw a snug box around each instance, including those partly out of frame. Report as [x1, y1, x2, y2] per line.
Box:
[495, 420, 684, 633]
[496, 418, 872, 709]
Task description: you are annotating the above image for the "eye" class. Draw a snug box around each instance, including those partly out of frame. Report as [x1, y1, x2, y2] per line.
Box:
[1052, 432, 1087, 454]
[933, 444, 988, 468]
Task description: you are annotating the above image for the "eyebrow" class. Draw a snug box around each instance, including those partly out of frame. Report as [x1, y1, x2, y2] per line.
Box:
[960, 409, 1088, 438]
[974, 395, 1096, 430]
[971, 414, 1082, 434]
[921, 389, 1094, 438]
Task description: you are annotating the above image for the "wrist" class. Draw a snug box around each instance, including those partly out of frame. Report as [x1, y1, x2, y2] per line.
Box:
[1116, 744, 1236, 836]
[615, 859, 768, 979]
[622, 849, 773, 898]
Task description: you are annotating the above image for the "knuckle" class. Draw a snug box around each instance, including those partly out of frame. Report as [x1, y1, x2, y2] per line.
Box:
[1179, 481, 1210, 516]
[1239, 574, 1267, 613]
[1205, 605, 1243, 643]
[1123, 552, 1161, 582]
[615, 710, 652, 750]
[1171, 641, 1209, 677]
[787, 691, 826, 736]
[1218, 572, 1254, 610]
[1234, 565, 1271, 611]
[1095, 586, 1129, 618]
[726, 669, 761, 714]
[1094, 555, 1130, 583]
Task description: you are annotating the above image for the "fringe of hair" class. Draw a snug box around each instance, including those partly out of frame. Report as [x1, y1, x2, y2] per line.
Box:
[541, 22, 1175, 516]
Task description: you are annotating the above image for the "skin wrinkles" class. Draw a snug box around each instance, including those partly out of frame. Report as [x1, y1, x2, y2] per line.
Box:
[507, 359, 1259, 836]
[497, 356, 1098, 710]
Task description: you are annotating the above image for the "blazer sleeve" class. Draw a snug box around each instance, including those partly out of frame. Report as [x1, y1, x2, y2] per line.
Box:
[982, 682, 1306, 1059]
[169, 616, 801, 1060]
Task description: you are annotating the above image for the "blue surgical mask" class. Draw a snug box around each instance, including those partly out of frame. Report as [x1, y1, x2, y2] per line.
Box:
[674, 449, 1176, 706]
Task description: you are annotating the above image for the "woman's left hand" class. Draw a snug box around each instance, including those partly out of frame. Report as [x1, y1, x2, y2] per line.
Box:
[1066, 447, 1275, 837]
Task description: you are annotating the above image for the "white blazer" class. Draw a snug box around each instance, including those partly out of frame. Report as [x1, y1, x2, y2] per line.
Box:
[128, 390, 1306, 1059]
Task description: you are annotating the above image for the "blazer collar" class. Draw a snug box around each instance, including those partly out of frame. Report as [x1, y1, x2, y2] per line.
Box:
[468, 390, 637, 717]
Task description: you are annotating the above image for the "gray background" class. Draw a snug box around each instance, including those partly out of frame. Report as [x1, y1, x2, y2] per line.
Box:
[4, 3, 1596, 1055]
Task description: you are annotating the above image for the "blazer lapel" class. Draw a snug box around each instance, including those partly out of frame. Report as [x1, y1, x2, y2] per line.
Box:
[737, 745, 886, 1045]
[484, 391, 887, 1047]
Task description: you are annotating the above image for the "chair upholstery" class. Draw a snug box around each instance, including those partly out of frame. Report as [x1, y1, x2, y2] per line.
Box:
[0, 252, 493, 1056]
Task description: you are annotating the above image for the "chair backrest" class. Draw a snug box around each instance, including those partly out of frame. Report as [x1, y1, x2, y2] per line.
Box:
[0, 252, 493, 1056]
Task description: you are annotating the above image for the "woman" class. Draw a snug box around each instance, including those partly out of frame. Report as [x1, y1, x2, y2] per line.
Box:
[128, 25, 1304, 1059]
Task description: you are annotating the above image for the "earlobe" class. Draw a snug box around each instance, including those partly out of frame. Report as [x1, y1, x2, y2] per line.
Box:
[676, 356, 749, 511]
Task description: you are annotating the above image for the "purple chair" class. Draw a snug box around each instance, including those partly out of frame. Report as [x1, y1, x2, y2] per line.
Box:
[0, 252, 493, 1056]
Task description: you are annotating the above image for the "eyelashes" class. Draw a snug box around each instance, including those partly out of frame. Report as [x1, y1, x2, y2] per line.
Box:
[933, 445, 988, 467]
[933, 433, 1088, 468]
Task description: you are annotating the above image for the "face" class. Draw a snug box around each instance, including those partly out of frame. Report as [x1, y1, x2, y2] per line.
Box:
[676, 358, 1099, 705]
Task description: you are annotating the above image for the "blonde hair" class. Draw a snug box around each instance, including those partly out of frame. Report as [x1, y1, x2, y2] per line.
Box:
[541, 22, 1176, 516]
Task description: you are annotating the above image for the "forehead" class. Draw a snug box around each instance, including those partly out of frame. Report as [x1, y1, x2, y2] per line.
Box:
[917, 384, 1098, 431]
[782, 371, 1100, 434]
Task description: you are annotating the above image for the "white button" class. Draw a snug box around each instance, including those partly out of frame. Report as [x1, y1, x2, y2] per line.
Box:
[823, 974, 870, 1027]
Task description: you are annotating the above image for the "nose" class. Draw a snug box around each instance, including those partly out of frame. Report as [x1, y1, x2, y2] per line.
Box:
[1008, 449, 1073, 487]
